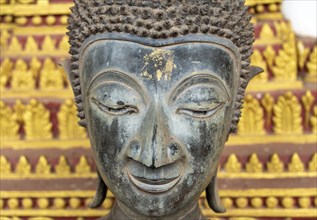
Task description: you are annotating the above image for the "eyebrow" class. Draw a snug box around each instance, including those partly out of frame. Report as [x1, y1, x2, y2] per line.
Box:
[168, 73, 231, 104]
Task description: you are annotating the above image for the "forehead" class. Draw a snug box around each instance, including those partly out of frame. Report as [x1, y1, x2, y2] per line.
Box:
[79, 36, 240, 94]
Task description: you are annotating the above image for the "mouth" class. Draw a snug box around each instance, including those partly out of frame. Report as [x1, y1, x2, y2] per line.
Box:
[127, 161, 182, 193]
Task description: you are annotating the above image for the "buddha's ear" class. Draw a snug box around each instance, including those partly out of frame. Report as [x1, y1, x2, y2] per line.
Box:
[89, 170, 108, 208]
[206, 169, 226, 213]
[247, 66, 264, 82]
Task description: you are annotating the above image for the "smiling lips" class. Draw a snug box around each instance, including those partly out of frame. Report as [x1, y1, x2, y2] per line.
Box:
[127, 160, 182, 193]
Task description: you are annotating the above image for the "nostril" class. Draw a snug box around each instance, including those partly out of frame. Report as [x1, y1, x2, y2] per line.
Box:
[128, 140, 141, 159]
[168, 143, 179, 156]
[131, 141, 140, 153]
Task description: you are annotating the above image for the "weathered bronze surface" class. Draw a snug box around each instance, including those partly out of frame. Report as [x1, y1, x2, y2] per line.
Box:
[65, 0, 261, 219]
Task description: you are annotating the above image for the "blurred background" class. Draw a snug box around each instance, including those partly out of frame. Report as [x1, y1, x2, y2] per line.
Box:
[0, 0, 316, 219]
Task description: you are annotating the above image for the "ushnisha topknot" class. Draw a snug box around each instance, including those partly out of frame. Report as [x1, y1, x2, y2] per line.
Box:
[67, 0, 254, 133]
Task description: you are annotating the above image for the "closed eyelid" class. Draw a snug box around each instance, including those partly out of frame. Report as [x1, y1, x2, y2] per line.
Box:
[168, 74, 231, 104]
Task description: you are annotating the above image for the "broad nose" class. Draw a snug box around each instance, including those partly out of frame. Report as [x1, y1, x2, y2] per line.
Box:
[126, 105, 183, 168]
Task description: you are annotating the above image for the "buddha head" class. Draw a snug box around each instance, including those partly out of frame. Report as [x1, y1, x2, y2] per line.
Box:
[65, 0, 261, 218]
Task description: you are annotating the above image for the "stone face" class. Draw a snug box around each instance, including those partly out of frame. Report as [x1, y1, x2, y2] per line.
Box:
[66, 1, 257, 219]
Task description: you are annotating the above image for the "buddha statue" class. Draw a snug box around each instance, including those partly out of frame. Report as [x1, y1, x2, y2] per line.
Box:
[64, 0, 262, 219]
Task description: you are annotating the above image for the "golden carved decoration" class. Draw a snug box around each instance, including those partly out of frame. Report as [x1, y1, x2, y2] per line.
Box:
[263, 46, 276, 70]
[69, 198, 81, 209]
[246, 153, 263, 173]
[21, 198, 33, 209]
[0, 29, 10, 48]
[306, 46, 317, 82]
[12, 100, 25, 125]
[222, 198, 233, 209]
[224, 154, 241, 173]
[309, 153, 317, 172]
[58, 99, 86, 139]
[259, 23, 274, 40]
[238, 95, 265, 135]
[311, 106, 317, 133]
[250, 50, 268, 82]
[37, 198, 49, 209]
[53, 198, 66, 209]
[17, 0, 36, 4]
[55, 156, 71, 175]
[301, 91, 315, 128]
[236, 197, 248, 208]
[0, 199, 3, 209]
[261, 93, 274, 128]
[8, 37, 22, 51]
[266, 197, 278, 208]
[297, 41, 310, 70]
[31, 16, 42, 25]
[60, 15, 68, 25]
[58, 35, 69, 51]
[42, 35, 56, 51]
[11, 59, 35, 90]
[0, 156, 12, 174]
[39, 58, 64, 90]
[15, 156, 31, 175]
[7, 198, 19, 209]
[299, 197, 311, 208]
[35, 156, 51, 174]
[273, 92, 303, 134]
[0, 101, 19, 140]
[23, 99, 52, 140]
[282, 197, 294, 208]
[267, 154, 283, 172]
[250, 197, 263, 208]
[25, 36, 39, 52]
[0, 58, 13, 88]
[45, 15, 56, 25]
[75, 156, 91, 174]
[30, 57, 41, 79]
[288, 153, 304, 172]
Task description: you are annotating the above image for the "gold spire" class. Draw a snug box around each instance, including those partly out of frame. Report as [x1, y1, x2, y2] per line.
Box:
[306, 46, 317, 82]
[58, 99, 86, 139]
[58, 35, 69, 51]
[250, 50, 268, 82]
[13, 99, 26, 124]
[0, 156, 12, 174]
[42, 35, 56, 52]
[246, 153, 263, 173]
[301, 91, 315, 128]
[35, 156, 51, 174]
[0, 100, 19, 140]
[238, 95, 265, 135]
[39, 58, 64, 90]
[0, 58, 13, 88]
[261, 93, 274, 128]
[55, 156, 71, 175]
[311, 106, 317, 133]
[288, 153, 304, 172]
[8, 37, 22, 51]
[224, 154, 241, 173]
[308, 153, 317, 172]
[15, 156, 31, 175]
[75, 156, 91, 174]
[23, 99, 52, 140]
[273, 92, 303, 134]
[30, 57, 41, 79]
[267, 154, 284, 172]
[11, 59, 35, 90]
[25, 36, 39, 52]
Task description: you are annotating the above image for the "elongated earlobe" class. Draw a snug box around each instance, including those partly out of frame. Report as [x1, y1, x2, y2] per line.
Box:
[205, 170, 226, 213]
[248, 66, 264, 82]
[89, 170, 108, 208]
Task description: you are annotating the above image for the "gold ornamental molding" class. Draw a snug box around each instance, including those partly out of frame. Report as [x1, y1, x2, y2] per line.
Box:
[0, 4, 73, 16]
[245, 0, 282, 6]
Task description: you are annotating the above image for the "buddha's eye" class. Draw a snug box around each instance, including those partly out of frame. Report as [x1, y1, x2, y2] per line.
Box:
[176, 102, 224, 118]
[92, 97, 139, 116]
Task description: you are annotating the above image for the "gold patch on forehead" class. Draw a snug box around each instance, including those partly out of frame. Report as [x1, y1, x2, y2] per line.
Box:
[142, 49, 176, 81]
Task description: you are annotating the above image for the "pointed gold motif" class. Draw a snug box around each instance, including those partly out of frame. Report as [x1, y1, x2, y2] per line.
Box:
[306, 46, 317, 82]
[308, 153, 317, 172]
[0, 101, 19, 140]
[23, 99, 52, 140]
[58, 99, 86, 139]
[246, 153, 263, 172]
[25, 36, 39, 52]
[263, 46, 275, 70]
[30, 57, 41, 79]
[42, 35, 56, 52]
[35, 156, 51, 174]
[224, 154, 241, 173]
[273, 92, 303, 134]
[288, 153, 304, 172]
[250, 50, 268, 82]
[267, 154, 283, 172]
[39, 58, 64, 90]
[13, 100, 26, 124]
[0, 29, 10, 48]
[58, 35, 69, 51]
[55, 156, 71, 175]
[310, 106, 317, 133]
[301, 91, 315, 128]
[11, 59, 35, 90]
[259, 23, 275, 40]
[297, 41, 310, 70]
[16, 156, 31, 175]
[8, 37, 22, 51]
[75, 156, 91, 174]
[261, 93, 274, 128]
[272, 22, 297, 81]
[238, 95, 265, 135]
[0, 156, 12, 174]
[0, 58, 13, 88]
